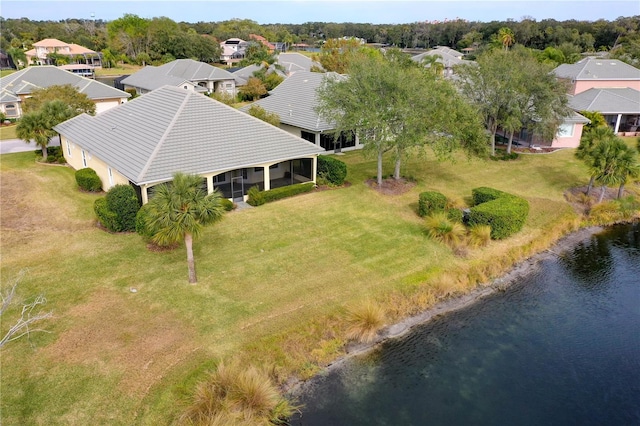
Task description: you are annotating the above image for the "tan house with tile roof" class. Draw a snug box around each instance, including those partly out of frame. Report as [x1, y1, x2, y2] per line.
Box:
[25, 38, 102, 67]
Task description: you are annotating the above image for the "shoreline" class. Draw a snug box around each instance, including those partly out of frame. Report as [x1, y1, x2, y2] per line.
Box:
[287, 225, 606, 396]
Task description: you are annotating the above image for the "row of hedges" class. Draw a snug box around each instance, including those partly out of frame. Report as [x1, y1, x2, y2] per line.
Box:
[467, 187, 529, 240]
[247, 182, 315, 206]
[317, 155, 347, 186]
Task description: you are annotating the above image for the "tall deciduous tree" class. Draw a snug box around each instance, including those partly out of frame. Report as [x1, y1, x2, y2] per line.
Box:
[23, 85, 96, 115]
[316, 50, 486, 186]
[144, 173, 225, 284]
[456, 48, 571, 155]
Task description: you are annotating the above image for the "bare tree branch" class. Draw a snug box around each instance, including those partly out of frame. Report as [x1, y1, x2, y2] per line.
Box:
[0, 271, 53, 349]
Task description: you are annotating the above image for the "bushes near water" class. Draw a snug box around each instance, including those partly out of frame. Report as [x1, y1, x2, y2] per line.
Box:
[467, 187, 529, 240]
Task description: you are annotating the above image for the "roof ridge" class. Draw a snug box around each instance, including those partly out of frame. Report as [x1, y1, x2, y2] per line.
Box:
[137, 89, 191, 182]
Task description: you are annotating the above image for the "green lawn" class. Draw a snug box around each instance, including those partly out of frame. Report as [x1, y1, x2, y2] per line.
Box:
[0, 147, 633, 425]
[0, 124, 18, 140]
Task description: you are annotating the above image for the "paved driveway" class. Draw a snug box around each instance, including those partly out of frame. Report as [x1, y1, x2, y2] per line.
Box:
[0, 136, 60, 154]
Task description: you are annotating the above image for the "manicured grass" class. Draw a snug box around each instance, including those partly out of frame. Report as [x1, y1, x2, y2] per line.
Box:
[1, 69, 17, 77]
[95, 64, 142, 76]
[0, 124, 18, 140]
[1, 147, 631, 424]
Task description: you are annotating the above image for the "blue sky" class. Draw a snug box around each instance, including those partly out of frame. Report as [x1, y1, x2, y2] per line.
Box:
[1, 1, 636, 24]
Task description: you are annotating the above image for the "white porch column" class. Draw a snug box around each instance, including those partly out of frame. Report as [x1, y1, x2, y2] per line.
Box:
[141, 185, 149, 204]
[263, 166, 271, 191]
[312, 156, 318, 184]
[614, 114, 622, 133]
[206, 175, 213, 194]
[315, 133, 320, 148]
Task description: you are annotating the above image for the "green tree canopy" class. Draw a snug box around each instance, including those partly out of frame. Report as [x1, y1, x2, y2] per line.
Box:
[247, 105, 280, 127]
[23, 85, 96, 116]
[316, 49, 487, 186]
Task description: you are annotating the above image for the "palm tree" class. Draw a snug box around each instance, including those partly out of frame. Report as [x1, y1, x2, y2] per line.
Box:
[590, 139, 633, 203]
[497, 28, 515, 50]
[578, 126, 617, 195]
[16, 100, 75, 161]
[144, 173, 225, 284]
[16, 112, 52, 160]
[614, 148, 640, 199]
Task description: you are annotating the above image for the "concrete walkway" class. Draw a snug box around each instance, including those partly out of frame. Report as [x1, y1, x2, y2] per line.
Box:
[0, 136, 60, 155]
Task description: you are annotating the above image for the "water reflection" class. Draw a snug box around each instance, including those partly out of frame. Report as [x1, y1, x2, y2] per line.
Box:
[293, 223, 640, 426]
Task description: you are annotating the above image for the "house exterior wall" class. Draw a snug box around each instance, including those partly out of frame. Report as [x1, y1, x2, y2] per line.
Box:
[549, 122, 585, 148]
[0, 102, 22, 118]
[573, 80, 640, 95]
[60, 135, 129, 191]
[95, 98, 127, 114]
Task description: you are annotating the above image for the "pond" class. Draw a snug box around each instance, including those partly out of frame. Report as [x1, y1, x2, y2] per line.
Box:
[292, 223, 640, 425]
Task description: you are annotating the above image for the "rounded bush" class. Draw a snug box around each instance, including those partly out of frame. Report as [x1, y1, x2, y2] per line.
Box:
[75, 168, 102, 192]
[105, 184, 140, 232]
[94, 197, 118, 231]
[247, 185, 265, 206]
[468, 188, 529, 240]
[418, 191, 447, 217]
[446, 208, 464, 223]
[135, 204, 154, 240]
[219, 198, 235, 211]
[317, 155, 347, 186]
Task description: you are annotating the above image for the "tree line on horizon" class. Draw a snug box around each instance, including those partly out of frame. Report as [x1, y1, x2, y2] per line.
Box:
[1, 14, 638, 68]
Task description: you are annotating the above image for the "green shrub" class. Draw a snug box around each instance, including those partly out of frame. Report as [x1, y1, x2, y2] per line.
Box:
[317, 155, 347, 186]
[135, 204, 154, 240]
[246, 185, 265, 206]
[93, 197, 118, 231]
[75, 168, 102, 192]
[467, 188, 529, 240]
[471, 187, 509, 206]
[446, 208, 464, 223]
[248, 183, 315, 206]
[104, 185, 140, 232]
[219, 197, 235, 211]
[490, 151, 519, 161]
[418, 191, 447, 217]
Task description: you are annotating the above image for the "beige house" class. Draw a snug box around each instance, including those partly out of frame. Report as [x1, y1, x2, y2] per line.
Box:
[26, 38, 102, 67]
[54, 85, 324, 203]
[0, 66, 130, 118]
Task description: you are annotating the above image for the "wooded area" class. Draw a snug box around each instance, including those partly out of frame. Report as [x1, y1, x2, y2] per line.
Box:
[1, 14, 639, 67]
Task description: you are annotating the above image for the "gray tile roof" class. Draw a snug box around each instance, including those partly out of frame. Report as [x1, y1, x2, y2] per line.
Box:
[276, 53, 322, 74]
[568, 87, 640, 114]
[0, 66, 130, 100]
[411, 46, 470, 68]
[0, 90, 20, 103]
[120, 59, 236, 91]
[232, 64, 286, 86]
[240, 71, 344, 132]
[54, 85, 323, 185]
[553, 58, 640, 81]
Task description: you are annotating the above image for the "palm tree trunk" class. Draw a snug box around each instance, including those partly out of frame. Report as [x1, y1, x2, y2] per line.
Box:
[41, 145, 48, 161]
[585, 175, 595, 195]
[617, 182, 625, 199]
[185, 232, 197, 284]
[598, 185, 607, 203]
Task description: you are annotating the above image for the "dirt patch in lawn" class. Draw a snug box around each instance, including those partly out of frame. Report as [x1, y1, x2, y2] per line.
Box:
[365, 178, 416, 195]
[44, 288, 201, 398]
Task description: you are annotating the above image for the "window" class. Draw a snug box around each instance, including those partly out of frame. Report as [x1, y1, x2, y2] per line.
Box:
[557, 123, 574, 138]
[4, 104, 17, 117]
[66, 141, 72, 156]
[213, 173, 227, 184]
[81, 150, 87, 167]
[301, 131, 316, 144]
[108, 167, 114, 186]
